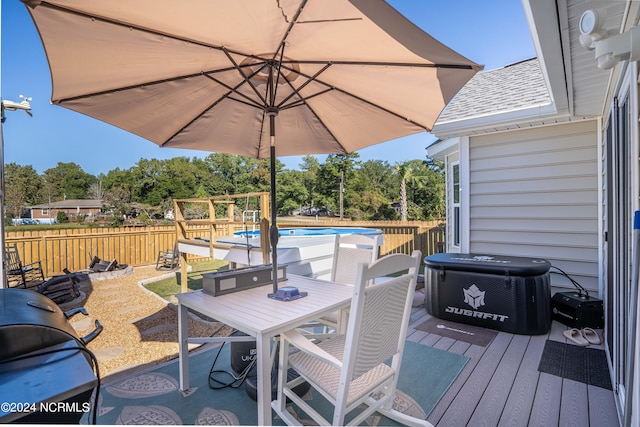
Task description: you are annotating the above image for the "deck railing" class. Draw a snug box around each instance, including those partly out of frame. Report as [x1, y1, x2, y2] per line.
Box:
[5, 220, 445, 277]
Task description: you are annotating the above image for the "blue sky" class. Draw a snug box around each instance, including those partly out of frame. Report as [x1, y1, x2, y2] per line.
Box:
[0, 1, 535, 177]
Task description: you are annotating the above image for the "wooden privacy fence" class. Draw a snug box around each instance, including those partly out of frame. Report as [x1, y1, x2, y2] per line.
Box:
[5, 220, 445, 277]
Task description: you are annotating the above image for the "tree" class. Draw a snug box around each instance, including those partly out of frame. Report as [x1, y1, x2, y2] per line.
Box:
[42, 162, 96, 200]
[396, 163, 412, 222]
[4, 163, 44, 219]
[102, 187, 131, 226]
[395, 159, 445, 221]
[127, 157, 203, 205]
[350, 160, 397, 220]
[101, 167, 135, 208]
[317, 153, 360, 217]
[276, 170, 308, 215]
[88, 181, 105, 200]
[298, 155, 321, 209]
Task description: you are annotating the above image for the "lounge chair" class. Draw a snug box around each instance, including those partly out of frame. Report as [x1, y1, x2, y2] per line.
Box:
[156, 243, 179, 270]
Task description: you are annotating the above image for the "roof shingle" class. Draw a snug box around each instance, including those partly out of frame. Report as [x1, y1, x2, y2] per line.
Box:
[435, 58, 551, 124]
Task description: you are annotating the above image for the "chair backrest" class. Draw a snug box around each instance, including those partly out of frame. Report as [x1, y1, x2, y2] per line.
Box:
[341, 250, 421, 380]
[5, 244, 23, 272]
[330, 233, 381, 284]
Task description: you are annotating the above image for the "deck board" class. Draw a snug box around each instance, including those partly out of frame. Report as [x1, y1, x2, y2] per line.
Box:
[497, 333, 547, 426]
[408, 305, 620, 426]
[587, 385, 619, 427]
[437, 333, 514, 426]
[529, 372, 562, 426]
[469, 334, 530, 426]
[559, 379, 590, 426]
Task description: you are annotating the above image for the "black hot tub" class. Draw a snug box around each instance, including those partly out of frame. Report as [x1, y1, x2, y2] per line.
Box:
[0, 288, 102, 423]
[424, 253, 551, 334]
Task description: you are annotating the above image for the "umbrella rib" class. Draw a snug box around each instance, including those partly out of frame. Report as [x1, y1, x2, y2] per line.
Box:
[203, 73, 265, 111]
[221, 47, 269, 109]
[54, 61, 267, 104]
[302, 101, 348, 154]
[272, 0, 309, 62]
[52, 71, 213, 104]
[278, 88, 334, 111]
[33, 1, 293, 76]
[285, 60, 478, 70]
[276, 63, 332, 110]
[278, 64, 430, 131]
[161, 68, 269, 148]
[159, 94, 229, 148]
[275, 72, 347, 152]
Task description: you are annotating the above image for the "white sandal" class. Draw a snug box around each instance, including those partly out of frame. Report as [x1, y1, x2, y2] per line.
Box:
[581, 327, 601, 345]
[563, 328, 588, 346]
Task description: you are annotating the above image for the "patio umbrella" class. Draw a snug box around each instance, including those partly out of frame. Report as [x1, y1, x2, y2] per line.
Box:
[22, 0, 481, 292]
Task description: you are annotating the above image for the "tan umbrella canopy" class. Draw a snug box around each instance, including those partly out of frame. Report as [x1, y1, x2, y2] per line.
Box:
[23, 0, 481, 291]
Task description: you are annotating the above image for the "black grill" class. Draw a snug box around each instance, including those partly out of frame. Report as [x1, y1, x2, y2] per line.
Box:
[0, 288, 102, 423]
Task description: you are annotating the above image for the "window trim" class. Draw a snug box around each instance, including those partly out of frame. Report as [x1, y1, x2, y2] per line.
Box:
[451, 161, 461, 248]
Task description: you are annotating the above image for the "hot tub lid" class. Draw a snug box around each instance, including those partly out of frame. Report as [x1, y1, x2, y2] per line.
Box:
[424, 253, 550, 276]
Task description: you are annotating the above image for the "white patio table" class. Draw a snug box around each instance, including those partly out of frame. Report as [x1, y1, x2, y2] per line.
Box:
[177, 274, 353, 426]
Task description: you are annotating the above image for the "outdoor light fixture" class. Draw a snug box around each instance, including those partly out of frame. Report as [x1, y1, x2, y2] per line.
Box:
[579, 9, 640, 70]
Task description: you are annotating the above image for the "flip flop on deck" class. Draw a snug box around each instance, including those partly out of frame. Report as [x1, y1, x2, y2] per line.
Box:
[581, 327, 601, 345]
[563, 328, 589, 346]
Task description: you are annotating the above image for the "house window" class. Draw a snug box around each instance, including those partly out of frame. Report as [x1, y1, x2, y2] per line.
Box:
[452, 162, 460, 247]
[41, 209, 49, 216]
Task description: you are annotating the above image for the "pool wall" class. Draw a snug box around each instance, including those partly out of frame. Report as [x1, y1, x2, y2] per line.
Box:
[210, 227, 383, 279]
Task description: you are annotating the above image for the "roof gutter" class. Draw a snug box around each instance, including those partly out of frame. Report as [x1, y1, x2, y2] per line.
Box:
[432, 102, 560, 139]
[521, 0, 570, 117]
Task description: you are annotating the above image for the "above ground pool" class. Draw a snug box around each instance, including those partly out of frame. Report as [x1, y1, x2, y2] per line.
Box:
[234, 227, 382, 238]
[178, 226, 384, 278]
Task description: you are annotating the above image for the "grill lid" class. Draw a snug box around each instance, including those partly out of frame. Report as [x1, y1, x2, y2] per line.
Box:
[0, 288, 101, 360]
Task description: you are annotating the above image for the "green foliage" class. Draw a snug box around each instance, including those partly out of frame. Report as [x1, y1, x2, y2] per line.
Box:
[4, 163, 44, 218]
[43, 162, 97, 200]
[11, 153, 445, 223]
[56, 211, 69, 223]
[6, 222, 91, 231]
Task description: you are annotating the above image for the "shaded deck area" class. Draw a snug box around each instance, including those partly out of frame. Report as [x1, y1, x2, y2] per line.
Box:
[89, 276, 620, 426]
[407, 305, 619, 427]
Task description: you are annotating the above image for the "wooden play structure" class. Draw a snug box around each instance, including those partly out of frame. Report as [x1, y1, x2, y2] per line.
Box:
[173, 192, 271, 292]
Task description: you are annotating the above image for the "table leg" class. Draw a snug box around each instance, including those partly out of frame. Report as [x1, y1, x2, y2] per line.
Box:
[256, 333, 272, 426]
[178, 302, 190, 391]
[338, 308, 349, 334]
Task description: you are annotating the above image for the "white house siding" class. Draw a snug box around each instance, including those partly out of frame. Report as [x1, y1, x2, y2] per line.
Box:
[468, 120, 599, 292]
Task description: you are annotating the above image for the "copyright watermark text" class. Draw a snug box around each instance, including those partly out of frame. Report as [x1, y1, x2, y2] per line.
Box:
[1, 401, 91, 414]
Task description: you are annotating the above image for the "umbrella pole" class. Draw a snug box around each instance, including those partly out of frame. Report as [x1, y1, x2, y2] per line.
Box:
[268, 110, 279, 293]
[0, 110, 6, 288]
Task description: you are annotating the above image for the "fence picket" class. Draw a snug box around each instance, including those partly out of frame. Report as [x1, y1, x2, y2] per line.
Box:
[5, 220, 445, 277]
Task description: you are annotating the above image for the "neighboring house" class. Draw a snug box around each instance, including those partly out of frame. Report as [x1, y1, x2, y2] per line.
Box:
[428, 1, 639, 424]
[29, 199, 103, 220]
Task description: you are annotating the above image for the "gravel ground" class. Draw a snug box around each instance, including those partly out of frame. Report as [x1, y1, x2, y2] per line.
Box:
[63, 265, 232, 381]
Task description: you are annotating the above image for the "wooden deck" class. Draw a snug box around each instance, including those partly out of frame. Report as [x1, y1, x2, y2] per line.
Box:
[407, 303, 620, 427]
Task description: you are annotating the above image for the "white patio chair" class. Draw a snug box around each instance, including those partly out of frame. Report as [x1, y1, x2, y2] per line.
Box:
[272, 250, 432, 427]
[331, 233, 381, 284]
[306, 234, 381, 333]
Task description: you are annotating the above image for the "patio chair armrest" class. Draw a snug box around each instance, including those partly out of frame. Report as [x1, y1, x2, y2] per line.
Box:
[282, 329, 343, 370]
[22, 260, 42, 270]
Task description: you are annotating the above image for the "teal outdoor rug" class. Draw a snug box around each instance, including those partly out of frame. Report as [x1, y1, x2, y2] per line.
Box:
[89, 341, 468, 425]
